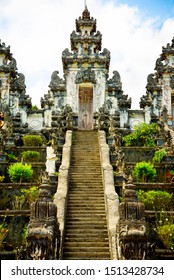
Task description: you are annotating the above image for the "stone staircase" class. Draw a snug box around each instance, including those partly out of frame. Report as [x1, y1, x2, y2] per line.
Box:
[62, 130, 110, 260]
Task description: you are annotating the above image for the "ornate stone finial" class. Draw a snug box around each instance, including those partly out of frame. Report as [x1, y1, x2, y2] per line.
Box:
[82, 4, 90, 20]
[117, 184, 147, 260]
[27, 182, 60, 260]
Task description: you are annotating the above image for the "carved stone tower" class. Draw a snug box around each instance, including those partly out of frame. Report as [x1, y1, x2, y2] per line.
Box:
[62, 7, 110, 130]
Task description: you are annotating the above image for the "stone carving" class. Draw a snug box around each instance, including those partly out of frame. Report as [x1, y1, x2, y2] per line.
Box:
[117, 184, 147, 260]
[140, 94, 152, 108]
[10, 73, 26, 92]
[98, 105, 109, 131]
[0, 40, 10, 53]
[27, 181, 60, 260]
[118, 94, 131, 110]
[155, 57, 165, 73]
[62, 48, 72, 57]
[8, 57, 17, 72]
[49, 71, 65, 92]
[41, 92, 54, 109]
[75, 68, 96, 84]
[146, 73, 158, 89]
[108, 70, 122, 89]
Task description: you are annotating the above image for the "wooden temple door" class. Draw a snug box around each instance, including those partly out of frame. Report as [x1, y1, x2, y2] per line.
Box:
[78, 86, 93, 130]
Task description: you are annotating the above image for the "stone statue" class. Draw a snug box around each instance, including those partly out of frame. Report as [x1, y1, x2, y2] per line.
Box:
[98, 106, 109, 131]
[116, 148, 125, 174]
[117, 184, 147, 260]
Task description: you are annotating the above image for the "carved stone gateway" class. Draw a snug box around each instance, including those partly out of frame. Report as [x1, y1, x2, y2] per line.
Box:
[117, 183, 147, 260]
[27, 181, 60, 260]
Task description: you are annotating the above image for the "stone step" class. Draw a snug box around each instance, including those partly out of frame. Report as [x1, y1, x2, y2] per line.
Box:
[67, 196, 104, 201]
[63, 130, 110, 260]
[66, 206, 105, 210]
[63, 241, 109, 247]
[67, 199, 105, 204]
[65, 225, 107, 230]
[63, 251, 110, 260]
[66, 214, 107, 219]
[63, 247, 109, 252]
[64, 230, 108, 237]
[65, 210, 106, 215]
[66, 218, 107, 223]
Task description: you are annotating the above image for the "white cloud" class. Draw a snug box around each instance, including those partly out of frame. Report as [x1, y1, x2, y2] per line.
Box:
[0, 0, 174, 108]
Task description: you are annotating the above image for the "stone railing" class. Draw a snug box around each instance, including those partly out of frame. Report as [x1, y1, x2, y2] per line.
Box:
[98, 130, 119, 259]
[53, 130, 72, 259]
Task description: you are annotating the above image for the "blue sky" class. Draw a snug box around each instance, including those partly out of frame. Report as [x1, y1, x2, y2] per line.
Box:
[0, 0, 174, 108]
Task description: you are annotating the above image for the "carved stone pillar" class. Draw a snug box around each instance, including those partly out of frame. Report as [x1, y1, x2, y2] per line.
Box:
[27, 181, 60, 260]
[117, 183, 147, 260]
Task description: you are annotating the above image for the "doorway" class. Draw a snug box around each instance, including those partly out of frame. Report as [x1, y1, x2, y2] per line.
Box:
[78, 86, 93, 130]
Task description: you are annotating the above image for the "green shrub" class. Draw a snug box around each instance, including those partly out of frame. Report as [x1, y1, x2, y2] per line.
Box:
[137, 190, 173, 211]
[8, 163, 33, 183]
[152, 148, 167, 164]
[157, 224, 174, 249]
[22, 135, 43, 146]
[22, 150, 40, 162]
[132, 161, 156, 182]
[122, 123, 158, 147]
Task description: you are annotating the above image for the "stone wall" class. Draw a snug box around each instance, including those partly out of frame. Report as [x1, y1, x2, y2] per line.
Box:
[98, 130, 119, 259]
[53, 130, 72, 259]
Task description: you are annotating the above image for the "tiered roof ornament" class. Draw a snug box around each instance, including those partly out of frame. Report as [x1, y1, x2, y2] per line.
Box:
[62, 7, 110, 71]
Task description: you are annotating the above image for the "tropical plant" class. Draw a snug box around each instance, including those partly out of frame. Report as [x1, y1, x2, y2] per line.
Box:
[122, 123, 158, 147]
[132, 161, 156, 182]
[22, 135, 43, 146]
[137, 190, 173, 211]
[22, 150, 40, 162]
[152, 148, 167, 164]
[8, 163, 33, 183]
